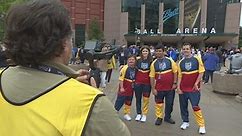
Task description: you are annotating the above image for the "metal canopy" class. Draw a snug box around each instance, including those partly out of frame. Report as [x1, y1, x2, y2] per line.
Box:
[124, 33, 237, 44]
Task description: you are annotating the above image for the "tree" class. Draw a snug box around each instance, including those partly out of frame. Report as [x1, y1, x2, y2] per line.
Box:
[0, 0, 28, 41]
[88, 18, 104, 41]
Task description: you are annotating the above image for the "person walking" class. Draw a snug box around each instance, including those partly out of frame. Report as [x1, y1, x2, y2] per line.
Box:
[96, 45, 109, 88]
[177, 43, 206, 134]
[0, 1, 130, 136]
[150, 44, 178, 125]
[203, 47, 219, 83]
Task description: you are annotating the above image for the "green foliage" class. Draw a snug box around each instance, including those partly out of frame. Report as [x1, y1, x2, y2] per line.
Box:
[0, 0, 28, 41]
[88, 18, 104, 41]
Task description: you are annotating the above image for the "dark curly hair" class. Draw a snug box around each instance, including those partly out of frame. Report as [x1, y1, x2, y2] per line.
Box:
[4, 0, 72, 66]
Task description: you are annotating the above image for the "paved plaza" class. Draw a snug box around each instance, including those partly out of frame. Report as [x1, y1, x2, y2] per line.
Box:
[102, 68, 242, 136]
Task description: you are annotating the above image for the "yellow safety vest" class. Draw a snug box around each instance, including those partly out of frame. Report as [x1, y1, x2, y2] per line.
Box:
[0, 73, 103, 136]
[107, 56, 116, 69]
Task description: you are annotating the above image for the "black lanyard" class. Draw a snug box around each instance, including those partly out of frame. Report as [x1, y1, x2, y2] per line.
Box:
[27, 64, 65, 76]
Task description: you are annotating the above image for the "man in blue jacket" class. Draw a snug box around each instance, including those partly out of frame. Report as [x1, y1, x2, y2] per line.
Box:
[203, 47, 219, 83]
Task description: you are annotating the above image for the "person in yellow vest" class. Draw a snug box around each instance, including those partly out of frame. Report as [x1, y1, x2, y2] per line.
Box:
[106, 53, 116, 83]
[177, 43, 206, 134]
[0, 0, 130, 136]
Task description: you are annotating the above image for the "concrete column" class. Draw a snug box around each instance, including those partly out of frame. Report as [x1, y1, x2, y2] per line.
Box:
[159, 2, 164, 34]
[141, 4, 145, 32]
[224, 3, 242, 47]
[120, 12, 128, 45]
[179, 0, 184, 33]
[200, 0, 207, 33]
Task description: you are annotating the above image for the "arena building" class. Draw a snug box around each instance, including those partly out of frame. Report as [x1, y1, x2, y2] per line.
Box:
[104, 0, 241, 49]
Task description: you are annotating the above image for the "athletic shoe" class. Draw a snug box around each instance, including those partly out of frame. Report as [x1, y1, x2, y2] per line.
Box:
[180, 122, 189, 130]
[199, 127, 206, 134]
[135, 114, 142, 121]
[164, 118, 175, 124]
[140, 115, 147, 122]
[124, 114, 132, 121]
[155, 117, 163, 125]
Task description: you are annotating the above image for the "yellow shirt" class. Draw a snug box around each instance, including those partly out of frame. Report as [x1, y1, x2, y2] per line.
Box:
[107, 56, 116, 69]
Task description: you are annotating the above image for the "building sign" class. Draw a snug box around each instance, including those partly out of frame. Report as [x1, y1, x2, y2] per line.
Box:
[163, 8, 179, 23]
[135, 28, 161, 35]
[134, 27, 216, 35]
[176, 27, 216, 34]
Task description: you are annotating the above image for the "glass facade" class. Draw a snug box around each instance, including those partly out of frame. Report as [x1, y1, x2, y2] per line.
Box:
[184, 0, 201, 30]
[207, 0, 227, 33]
[122, 0, 235, 35]
[145, 0, 160, 34]
[122, 0, 142, 33]
[163, 0, 179, 34]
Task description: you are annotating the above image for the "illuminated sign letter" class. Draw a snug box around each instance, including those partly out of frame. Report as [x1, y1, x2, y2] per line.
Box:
[150, 29, 154, 35]
[193, 28, 198, 34]
[201, 28, 207, 33]
[210, 28, 216, 33]
[157, 29, 161, 34]
[176, 28, 181, 34]
[184, 28, 190, 34]
[163, 8, 179, 23]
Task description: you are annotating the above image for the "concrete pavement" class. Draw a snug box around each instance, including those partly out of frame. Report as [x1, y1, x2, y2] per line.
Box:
[102, 69, 242, 136]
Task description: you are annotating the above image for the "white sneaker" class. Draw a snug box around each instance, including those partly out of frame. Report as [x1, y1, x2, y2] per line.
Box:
[124, 114, 132, 121]
[140, 115, 147, 122]
[135, 114, 142, 121]
[199, 127, 206, 134]
[180, 122, 189, 130]
[101, 84, 106, 88]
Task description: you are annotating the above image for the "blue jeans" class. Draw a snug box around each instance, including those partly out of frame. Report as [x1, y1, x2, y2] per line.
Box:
[114, 95, 133, 111]
[204, 70, 215, 83]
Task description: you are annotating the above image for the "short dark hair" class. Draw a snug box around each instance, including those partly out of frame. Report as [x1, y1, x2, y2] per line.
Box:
[155, 44, 165, 51]
[182, 43, 192, 49]
[4, 0, 72, 66]
[127, 54, 137, 60]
